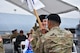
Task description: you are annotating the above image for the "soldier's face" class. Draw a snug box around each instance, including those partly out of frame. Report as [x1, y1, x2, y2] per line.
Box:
[42, 19, 48, 28]
[20, 33, 23, 35]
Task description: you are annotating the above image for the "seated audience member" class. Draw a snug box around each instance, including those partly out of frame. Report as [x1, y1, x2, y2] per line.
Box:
[23, 33, 34, 53]
[14, 30, 27, 53]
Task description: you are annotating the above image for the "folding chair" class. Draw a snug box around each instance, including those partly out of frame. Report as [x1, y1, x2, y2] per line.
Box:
[20, 41, 25, 53]
[72, 43, 77, 53]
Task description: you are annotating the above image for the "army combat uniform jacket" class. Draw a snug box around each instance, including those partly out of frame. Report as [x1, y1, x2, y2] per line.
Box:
[40, 27, 73, 53]
[31, 28, 43, 53]
[0, 40, 5, 53]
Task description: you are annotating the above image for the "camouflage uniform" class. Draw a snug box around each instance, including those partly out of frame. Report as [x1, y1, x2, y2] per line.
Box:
[40, 27, 73, 53]
[10, 33, 18, 41]
[0, 40, 5, 53]
[31, 28, 44, 53]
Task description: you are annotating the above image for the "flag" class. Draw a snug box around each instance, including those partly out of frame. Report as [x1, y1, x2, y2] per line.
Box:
[26, 0, 45, 11]
[21, 0, 45, 29]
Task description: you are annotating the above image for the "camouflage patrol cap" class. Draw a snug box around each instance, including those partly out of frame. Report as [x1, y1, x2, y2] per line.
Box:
[36, 15, 47, 23]
[47, 14, 61, 24]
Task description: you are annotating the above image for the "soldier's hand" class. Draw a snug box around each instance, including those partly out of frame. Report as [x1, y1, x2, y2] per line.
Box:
[28, 34, 34, 42]
[41, 29, 48, 34]
[0, 37, 2, 42]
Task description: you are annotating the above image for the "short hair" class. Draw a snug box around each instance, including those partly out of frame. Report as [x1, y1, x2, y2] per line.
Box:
[47, 14, 61, 24]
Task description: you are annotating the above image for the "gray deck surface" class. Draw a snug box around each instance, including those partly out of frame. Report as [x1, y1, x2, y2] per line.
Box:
[3, 43, 80, 53]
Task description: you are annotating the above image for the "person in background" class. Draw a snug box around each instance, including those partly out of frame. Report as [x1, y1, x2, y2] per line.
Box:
[75, 21, 80, 47]
[10, 29, 18, 41]
[14, 30, 27, 53]
[0, 36, 4, 53]
[23, 33, 34, 53]
[40, 14, 73, 53]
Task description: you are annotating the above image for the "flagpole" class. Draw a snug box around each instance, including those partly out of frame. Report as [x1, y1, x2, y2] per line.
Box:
[33, 9, 44, 29]
[29, 0, 44, 29]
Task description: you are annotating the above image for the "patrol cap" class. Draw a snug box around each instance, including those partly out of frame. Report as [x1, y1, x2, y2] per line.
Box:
[47, 14, 61, 24]
[36, 15, 47, 23]
[12, 30, 14, 33]
[14, 29, 17, 32]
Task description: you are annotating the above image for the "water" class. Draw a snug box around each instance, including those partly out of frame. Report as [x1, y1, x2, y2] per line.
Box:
[0, 31, 29, 35]
[0, 31, 11, 35]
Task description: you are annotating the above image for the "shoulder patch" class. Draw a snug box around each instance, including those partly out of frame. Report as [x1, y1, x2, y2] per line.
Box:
[50, 33, 56, 36]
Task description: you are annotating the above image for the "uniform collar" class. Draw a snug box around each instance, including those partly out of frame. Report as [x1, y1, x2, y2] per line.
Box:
[50, 26, 60, 31]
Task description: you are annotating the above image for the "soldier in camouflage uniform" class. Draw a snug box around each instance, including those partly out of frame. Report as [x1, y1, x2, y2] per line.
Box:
[31, 15, 48, 53]
[0, 36, 5, 53]
[39, 14, 73, 53]
[10, 29, 18, 42]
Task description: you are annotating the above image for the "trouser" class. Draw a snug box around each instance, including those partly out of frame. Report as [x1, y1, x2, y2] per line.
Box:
[14, 42, 20, 53]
